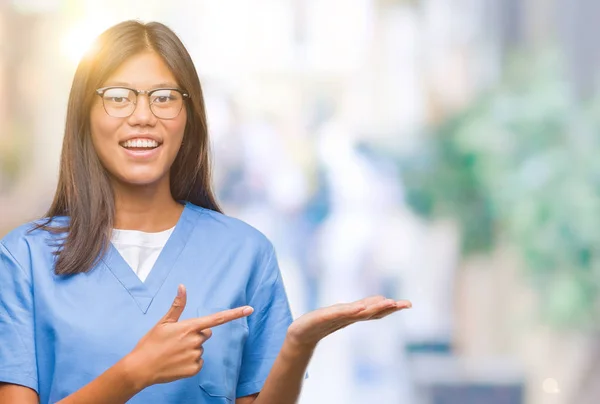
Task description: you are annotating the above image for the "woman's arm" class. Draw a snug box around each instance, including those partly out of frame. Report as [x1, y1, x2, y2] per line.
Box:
[0, 383, 38, 404]
[0, 286, 250, 404]
[251, 338, 314, 404]
[55, 286, 251, 404]
[236, 393, 259, 404]
[234, 338, 312, 404]
[55, 356, 142, 404]
[1, 368, 145, 404]
[253, 296, 412, 404]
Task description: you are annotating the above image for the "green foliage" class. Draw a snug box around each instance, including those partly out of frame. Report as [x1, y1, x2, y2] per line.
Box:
[401, 52, 600, 329]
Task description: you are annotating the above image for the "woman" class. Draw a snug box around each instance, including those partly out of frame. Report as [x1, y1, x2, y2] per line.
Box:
[0, 21, 411, 404]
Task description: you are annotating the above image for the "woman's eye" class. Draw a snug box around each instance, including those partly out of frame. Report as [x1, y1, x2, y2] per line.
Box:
[152, 90, 180, 104]
[103, 88, 133, 103]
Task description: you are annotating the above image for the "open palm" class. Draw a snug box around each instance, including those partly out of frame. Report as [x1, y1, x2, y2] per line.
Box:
[287, 296, 412, 348]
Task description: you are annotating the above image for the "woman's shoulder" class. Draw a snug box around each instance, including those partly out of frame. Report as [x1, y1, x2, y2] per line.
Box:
[1, 216, 67, 256]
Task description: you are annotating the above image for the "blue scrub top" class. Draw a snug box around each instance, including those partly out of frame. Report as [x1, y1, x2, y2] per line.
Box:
[0, 202, 293, 403]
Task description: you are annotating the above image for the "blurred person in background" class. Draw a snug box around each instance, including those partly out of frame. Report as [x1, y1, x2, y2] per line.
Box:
[0, 20, 412, 404]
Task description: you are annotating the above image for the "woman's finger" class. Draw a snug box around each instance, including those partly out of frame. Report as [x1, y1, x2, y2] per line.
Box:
[356, 298, 396, 319]
[328, 303, 405, 332]
[198, 328, 212, 342]
[355, 295, 387, 307]
[370, 306, 402, 320]
[366, 300, 413, 320]
[322, 302, 365, 322]
[395, 300, 412, 309]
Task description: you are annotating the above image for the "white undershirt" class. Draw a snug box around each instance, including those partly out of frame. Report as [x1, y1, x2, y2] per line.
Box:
[111, 226, 175, 282]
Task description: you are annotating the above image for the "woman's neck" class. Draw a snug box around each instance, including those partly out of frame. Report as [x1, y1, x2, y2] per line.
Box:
[112, 179, 184, 232]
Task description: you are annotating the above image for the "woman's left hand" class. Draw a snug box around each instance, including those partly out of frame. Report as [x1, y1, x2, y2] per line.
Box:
[286, 296, 412, 350]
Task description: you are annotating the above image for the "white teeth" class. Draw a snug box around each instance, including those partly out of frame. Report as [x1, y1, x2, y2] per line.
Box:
[122, 139, 159, 148]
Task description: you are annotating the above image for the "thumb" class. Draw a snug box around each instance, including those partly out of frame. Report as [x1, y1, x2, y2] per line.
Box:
[161, 284, 187, 323]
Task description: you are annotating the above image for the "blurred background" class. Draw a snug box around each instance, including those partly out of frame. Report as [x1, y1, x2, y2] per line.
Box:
[1, 0, 599, 403]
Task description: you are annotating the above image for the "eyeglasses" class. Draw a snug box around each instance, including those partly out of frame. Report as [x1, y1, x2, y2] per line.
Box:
[95, 86, 190, 120]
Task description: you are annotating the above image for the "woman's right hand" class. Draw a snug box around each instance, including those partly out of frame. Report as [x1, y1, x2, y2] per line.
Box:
[125, 285, 253, 389]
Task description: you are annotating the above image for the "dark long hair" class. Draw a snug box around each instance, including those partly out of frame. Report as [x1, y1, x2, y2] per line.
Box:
[37, 20, 221, 276]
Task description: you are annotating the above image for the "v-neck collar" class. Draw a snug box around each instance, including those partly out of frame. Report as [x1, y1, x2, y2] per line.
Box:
[102, 202, 196, 313]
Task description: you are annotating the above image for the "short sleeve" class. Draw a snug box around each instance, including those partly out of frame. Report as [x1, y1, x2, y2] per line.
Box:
[236, 246, 293, 398]
[0, 242, 38, 392]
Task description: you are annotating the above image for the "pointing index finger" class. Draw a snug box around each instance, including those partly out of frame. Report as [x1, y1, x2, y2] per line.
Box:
[182, 306, 254, 330]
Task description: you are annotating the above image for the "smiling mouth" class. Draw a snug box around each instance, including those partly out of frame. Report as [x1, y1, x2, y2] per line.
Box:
[119, 138, 162, 150]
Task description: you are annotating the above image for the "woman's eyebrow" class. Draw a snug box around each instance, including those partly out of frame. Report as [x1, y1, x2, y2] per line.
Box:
[151, 82, 180, 88]
[102, 81, 179, 88]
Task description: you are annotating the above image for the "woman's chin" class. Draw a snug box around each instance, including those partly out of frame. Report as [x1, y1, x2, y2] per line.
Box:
[112, 172, 168, 188]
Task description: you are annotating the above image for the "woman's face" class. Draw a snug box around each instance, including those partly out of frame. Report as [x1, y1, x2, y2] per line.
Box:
[90, 51, 187, 188]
